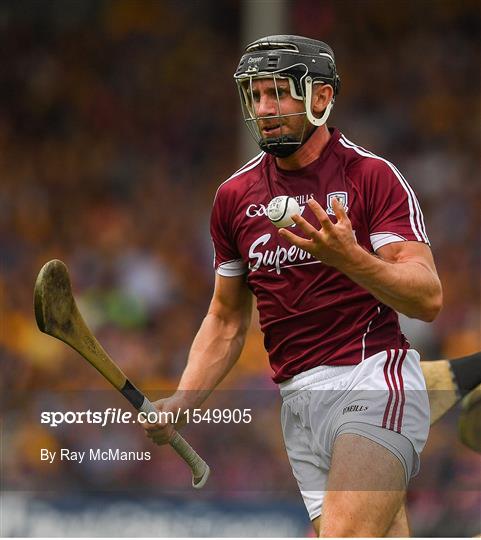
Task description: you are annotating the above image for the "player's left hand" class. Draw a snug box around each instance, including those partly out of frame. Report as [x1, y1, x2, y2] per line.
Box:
[279, 197, 361, 269]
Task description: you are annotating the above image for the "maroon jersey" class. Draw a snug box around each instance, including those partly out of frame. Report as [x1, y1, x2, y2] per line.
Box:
[210, 129, 429, 383]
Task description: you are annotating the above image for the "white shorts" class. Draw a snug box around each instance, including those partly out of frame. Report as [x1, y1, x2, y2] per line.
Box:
[279, 349, 430, 521]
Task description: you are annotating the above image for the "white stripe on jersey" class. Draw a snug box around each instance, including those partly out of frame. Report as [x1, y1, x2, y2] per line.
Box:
[370, 232, 407, 252]
[227, 151, 266, 180]
[389, 161, 429, 244]
[213, 152, 266, 204]
[230, 151, 266, 178]
[217, 259, 247, 277]
[339, 135, 429, 244]
[361, 305, 381, 362]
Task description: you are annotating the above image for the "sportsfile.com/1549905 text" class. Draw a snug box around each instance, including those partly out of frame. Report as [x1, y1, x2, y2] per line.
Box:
[40, 408, 253, 427]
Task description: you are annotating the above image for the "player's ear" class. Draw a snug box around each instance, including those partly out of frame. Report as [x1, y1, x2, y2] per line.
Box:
[311, 83, 334, 116]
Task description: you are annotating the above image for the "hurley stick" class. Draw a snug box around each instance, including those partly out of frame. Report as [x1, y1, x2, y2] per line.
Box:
[34, 259, 210, 488]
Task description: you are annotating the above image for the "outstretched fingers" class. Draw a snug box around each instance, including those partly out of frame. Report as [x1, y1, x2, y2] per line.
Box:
[291, 213, 320, 239]
[331, 197, 348, 222]
[278, 198, 345, 254]
[278, 225, 312, 250]
[308, 198, 334, 230]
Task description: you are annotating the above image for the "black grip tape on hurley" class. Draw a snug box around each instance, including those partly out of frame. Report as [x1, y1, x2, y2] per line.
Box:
[450, 352, 481, 397]
[120, 379, 145, 409]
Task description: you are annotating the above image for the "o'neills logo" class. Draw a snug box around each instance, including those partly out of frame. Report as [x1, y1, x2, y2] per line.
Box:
[248, 233, 316, 275]
[342, 405, 368, 415]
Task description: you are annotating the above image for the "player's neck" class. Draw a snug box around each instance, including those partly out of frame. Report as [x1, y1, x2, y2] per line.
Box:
[275, 125, 331, 171]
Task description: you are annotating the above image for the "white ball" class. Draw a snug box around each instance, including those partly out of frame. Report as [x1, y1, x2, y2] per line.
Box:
[267, 196, 301, 228]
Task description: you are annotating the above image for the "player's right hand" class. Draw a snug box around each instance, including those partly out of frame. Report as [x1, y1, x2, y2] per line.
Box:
[142, 395, 188, 446]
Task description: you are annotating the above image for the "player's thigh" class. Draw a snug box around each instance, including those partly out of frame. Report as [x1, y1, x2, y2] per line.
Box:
[320, 433, 406, 537]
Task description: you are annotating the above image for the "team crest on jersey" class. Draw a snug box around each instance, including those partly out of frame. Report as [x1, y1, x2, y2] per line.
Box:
[326, 191, 348, 215]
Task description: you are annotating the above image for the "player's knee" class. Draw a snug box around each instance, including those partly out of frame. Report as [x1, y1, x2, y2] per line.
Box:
[319, 511, 365, 537]
[319, 512, 391, 537]
[320, 510, 405, 538]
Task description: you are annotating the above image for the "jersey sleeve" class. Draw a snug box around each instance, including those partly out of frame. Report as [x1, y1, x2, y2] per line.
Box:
[365, 159, 430, 252]
[210, 184, 247, 277]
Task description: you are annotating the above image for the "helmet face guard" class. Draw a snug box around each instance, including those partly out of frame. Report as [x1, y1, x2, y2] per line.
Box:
[236, 70, 311, 158]
[234, 35, 340, 157]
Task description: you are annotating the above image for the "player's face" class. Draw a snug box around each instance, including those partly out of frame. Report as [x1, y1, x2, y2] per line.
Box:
[247, 77, 308, 140]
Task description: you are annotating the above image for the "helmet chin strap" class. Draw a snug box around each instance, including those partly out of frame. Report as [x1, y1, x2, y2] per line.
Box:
[259, 123, 317, 157]
[259, 136, 301, 157]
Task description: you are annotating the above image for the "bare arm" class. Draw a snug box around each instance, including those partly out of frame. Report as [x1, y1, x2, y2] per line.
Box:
[145, 273, 252, 444]
[339, 240, 442, 321]
[176, 272, 253, 409]
[279, 197, 443, 322]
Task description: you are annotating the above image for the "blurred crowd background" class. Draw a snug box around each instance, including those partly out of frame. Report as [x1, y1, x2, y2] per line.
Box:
[1, 0, 479, 536]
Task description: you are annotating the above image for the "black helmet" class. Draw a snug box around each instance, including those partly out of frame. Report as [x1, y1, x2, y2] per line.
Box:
[234, 35, 340, 157]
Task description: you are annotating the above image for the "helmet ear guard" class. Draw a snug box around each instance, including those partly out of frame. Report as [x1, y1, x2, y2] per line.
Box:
[305, 77, 335, 127]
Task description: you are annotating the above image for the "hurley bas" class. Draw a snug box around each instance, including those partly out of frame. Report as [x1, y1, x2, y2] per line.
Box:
[41, 448, 151, 464]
